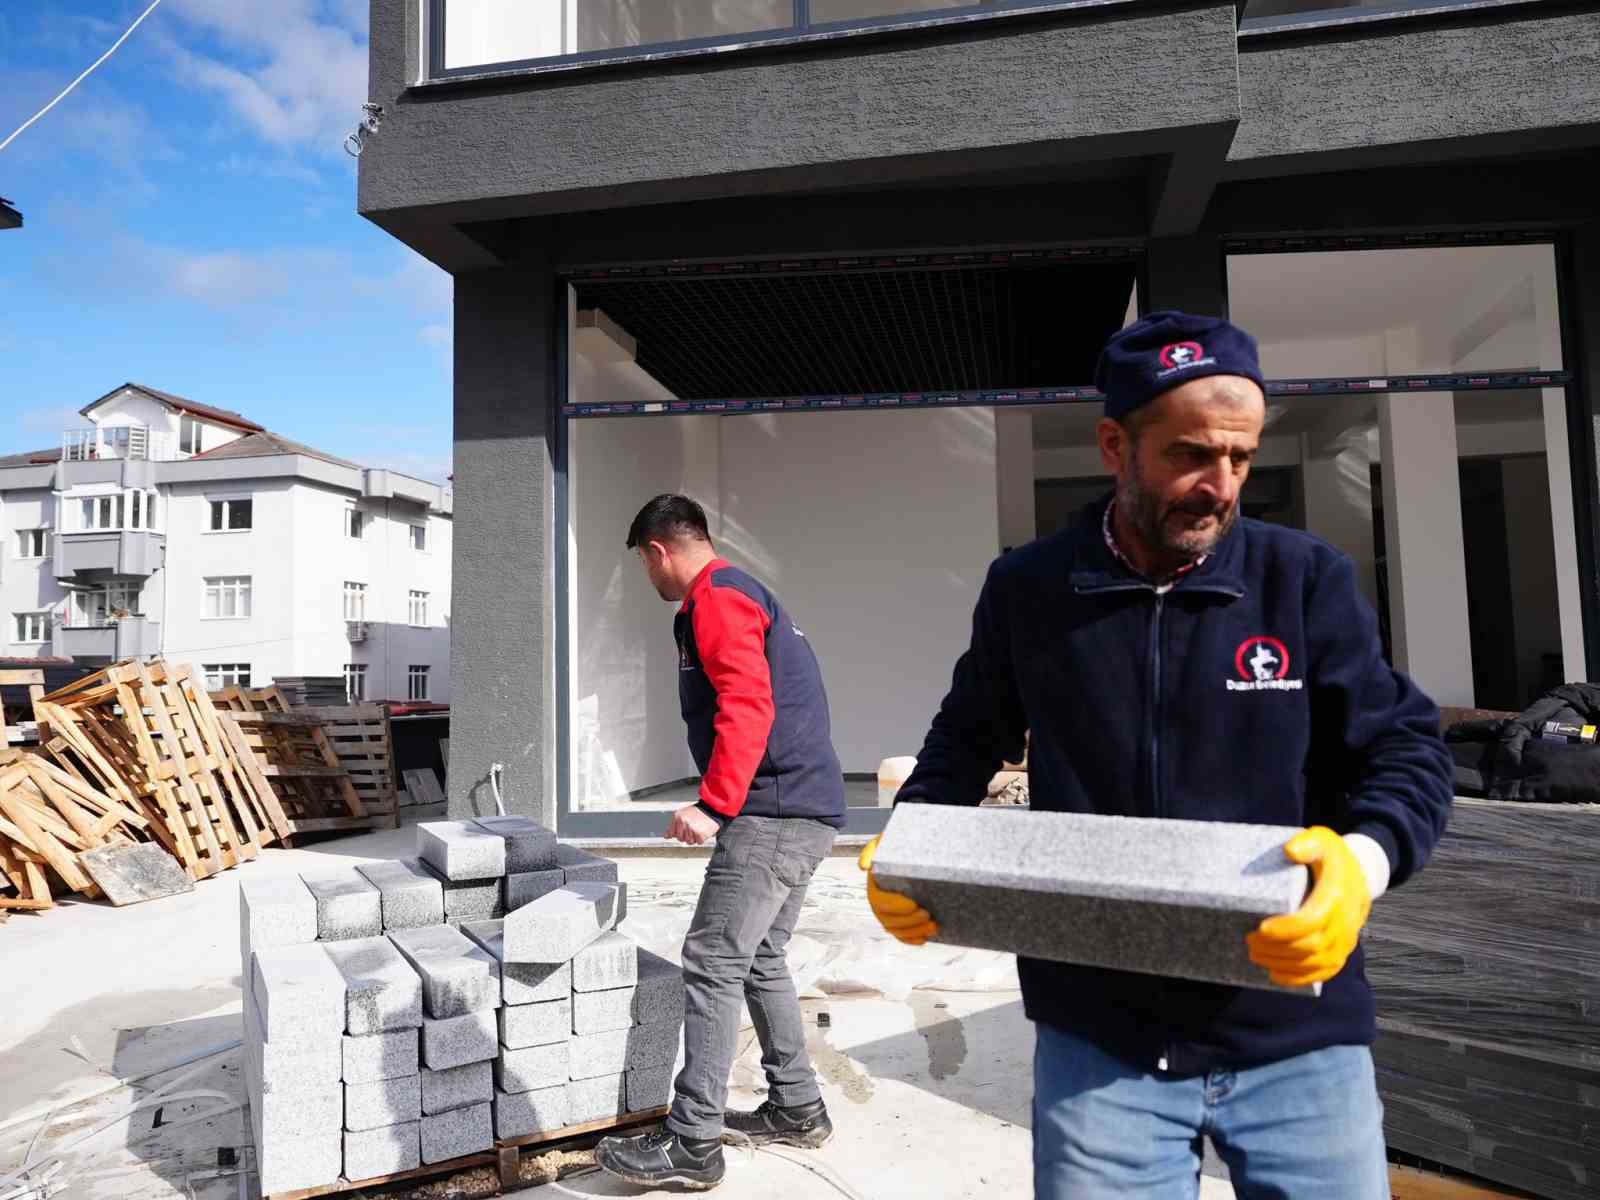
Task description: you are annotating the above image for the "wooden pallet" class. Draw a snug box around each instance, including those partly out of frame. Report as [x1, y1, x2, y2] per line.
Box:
[227, 711, 375, 835]
[300, 705, 400, 830]
[211, 685, 291, 714]
[266, 1108, 667, 1200]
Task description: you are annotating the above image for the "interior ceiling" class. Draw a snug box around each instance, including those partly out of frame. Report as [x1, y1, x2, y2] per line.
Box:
[573, 261, 1137, 400]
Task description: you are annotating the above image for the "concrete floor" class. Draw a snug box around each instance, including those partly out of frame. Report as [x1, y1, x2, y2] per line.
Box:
[0, 814, 1232, 1200]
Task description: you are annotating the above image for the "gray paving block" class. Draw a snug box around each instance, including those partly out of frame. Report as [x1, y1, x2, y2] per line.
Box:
[344, 1120, 420, 1182]
[421, 1009, 499, 1071]
[357, 858, 445, 930]
[343, 1028, 419, 1084]
[494, 1084, 568, 1139]
[244, 990, 341, 1092]
[568, 1028, 630, 1081]
[872, 805, 1313, 993]
[459, 919, 570, 1004]
[256, 1128, 342, 1196]
[345, 1074, 422, 1131]
[323, 936, 424, 1034]
[301, 868, 382, 941]
[500, 997, 572, 1049]
[421, 1101, 492, 1164]
[421, 860, 503, 923]
[566, 1073, 625, 1125]
[634, 950, 686, 1026]
[250, 1078, 343, 1140]
[557, 843, 620, 885]
[252, 943, 346, 1043]
[387, 924, 500, 1018]
[627, 1066, 673, 1113]
[418, 820, 505, 881]
[238, 874, 317, 963]
[572, 987, 635, 1036]
[504, 868, 565, 911]
[422, 1061, 493, 1116]
[475, 815, 559, 873]
[572, 931, 638, 993]
[496, 1042, 570, 1094]
[502, 883, 622, 964]
[626, 1020, 683, 1072]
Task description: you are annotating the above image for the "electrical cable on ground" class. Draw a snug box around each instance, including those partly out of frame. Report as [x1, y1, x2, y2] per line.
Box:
[721, 1130, 870, 1200]
[0, 0, 166, 155]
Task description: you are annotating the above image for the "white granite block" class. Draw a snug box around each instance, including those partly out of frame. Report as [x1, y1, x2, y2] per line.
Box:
[566, 1073, 625, 1125]
[421, 1101, 492, 1164]
[872, 805, 1312, 993]
[494, 1084, 568, 1139]
[502, 883, 621, 964]
[496, 1042, 570, 1094]
[342, 1028, 419, 1084]
[345, 1074, 421, 1131]
[301, 868, 382, 941]
[459, 919, 570, 1004]
[256, 1128, 342, 1195]
[421, 1009, 499, 1071]
[499, 997, 572, 1049]
[475, 815, 558, 873]
[387, 924, 500, 1018]
[572, 931, 638, 993]
[323, 936, 424, 1034]
[568, 1028, 630, 1081]
[357, 858, 445, 930]
[344, 1121, 419, 1182]
[418, 820, 505, 881]
[572, 987, 635, 1036]
[239, 875, 317, 963]
[422, 1061, 493, 1116]
[252, 943, 346, 1043]
[243, 989, 341, 1092]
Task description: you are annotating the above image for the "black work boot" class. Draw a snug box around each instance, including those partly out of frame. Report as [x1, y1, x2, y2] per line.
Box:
[594, 1125, 726, 1191]
[721, 1098, 834, 1148]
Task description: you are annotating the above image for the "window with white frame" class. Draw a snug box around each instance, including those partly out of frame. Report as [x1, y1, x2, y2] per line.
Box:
[69, 583, 140, 627]
[410, 524, 427, 552]
[344, 663, 367, 701]
[345, 506, 365, 539]
[407, 664, 430, 701]
[203, 663, 251, 690]
[180, 415, 203, 455]
[16, 529, 48, 558]
[203, 575, 252, 619]
[408, 590, 428, 626]
[13, 612, 50, 643]
[343, 581, 368, 622]
[72, 489, 159, 532]
[208, 497, 253, 531]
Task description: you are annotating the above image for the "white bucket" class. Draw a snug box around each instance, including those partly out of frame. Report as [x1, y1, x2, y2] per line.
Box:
[877, 756, 918, 807]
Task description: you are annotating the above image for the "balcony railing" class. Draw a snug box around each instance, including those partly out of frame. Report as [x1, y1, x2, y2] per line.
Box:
[62, 425, 177, 462]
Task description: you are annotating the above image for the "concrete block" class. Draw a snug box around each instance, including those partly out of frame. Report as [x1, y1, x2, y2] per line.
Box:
[345, 1074, 422, 1131]
[496, 1042, 570, 1094]
[572, 988, 635, 1036]
[323, 936, 424, 1034]
[238, 874, 316, 967]
[252, 943, 346, 1043]
[499, 997, 572, 1049]
[627, 1066, 673, 1113]
[419, 1100, 486, 1164]
[343, 1028, 419, 1084]
[504, 868, 565, 911]
[568, 1029, 630, 1081]
[244, 988, 341, 1091]
[256, 1129, 342, 1196]
[572, 931, 638, 993]
[459, 919, 570, 1004]
[344, 1121, 420, 1182]
[357, 858, 445, 930]
[494, 1084, 568, 1140]
[421, 860, 503, 923]
[626, 1020, 683, 1072]
[634, 950, 686, 1026]
[475, 815, 558, 873]
[420, 1101, 492, 1164]
[421, 1009, 499, 1071]
[502, 883, 621, 964]
[566, 1073, 625, 1125]
[301, 868, 382, 941]
[871, 805, 1313, 993]
[387, 924, 500, 1018]
[557, 843, 620, 885]
[250, 1078, 343, 1141]
[422, 1060, 493, 1116]
[417, 820, 505, 881]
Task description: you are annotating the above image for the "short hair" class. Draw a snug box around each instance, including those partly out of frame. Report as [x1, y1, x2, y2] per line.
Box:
[626, 494, 711, 550]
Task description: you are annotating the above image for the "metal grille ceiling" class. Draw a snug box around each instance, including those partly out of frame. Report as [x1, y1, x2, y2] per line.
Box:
[573, 261, 1136, 400]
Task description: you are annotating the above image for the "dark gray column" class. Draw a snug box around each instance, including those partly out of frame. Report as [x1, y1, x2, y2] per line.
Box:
[448, 259, 557, 825]
[1141, 236, 1228, 317]
[1562, 223, 1600, 679]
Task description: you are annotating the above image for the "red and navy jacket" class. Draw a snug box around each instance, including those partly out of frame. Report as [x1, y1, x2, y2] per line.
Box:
[676, 560, 846, 828]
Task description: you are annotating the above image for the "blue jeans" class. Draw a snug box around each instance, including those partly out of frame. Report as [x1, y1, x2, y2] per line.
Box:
[1033, 1024, 1390, 1200]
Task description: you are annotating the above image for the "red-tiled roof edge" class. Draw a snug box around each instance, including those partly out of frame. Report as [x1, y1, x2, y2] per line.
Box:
[78, 383, 266, 433]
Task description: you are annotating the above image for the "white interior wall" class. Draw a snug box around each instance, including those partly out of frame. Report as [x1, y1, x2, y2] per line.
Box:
[1502, 455, 1561, 705]
[995, 410, 1036, 550]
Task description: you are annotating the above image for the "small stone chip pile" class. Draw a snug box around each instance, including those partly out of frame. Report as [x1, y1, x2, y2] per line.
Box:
[239, 817, 685, 1196]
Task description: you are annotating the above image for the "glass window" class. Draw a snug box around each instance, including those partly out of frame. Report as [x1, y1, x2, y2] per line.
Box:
[203, 576, 252, 620]
[343, 581, 368, 622]
[180, 415, 203, 455]
[346, 507, 365, 539]
[410, 524, 427, 552]
[209, 497, 253, 531]
[811, 0, 974, 22]
[16, 529, 48, 557]
[345, 663, 367, 702]
[409, 590, 429, 626]
[407, 665, 430, 701]
[14, 612, 51, 642]
[203, 663, 252, 690]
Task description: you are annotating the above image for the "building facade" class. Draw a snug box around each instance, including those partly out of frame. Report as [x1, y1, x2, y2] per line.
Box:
[0, 384, 453, 703]
[356, 0, 1600, 837]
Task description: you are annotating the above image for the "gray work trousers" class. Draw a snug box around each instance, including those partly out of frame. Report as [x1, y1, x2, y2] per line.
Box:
[666, 814, 837, 1140]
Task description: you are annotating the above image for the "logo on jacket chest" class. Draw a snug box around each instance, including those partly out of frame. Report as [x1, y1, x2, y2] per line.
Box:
[1226, 636, 1303, 693]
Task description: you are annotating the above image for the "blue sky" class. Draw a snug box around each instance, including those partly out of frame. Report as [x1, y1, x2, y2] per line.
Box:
[0, 0, 453, 482]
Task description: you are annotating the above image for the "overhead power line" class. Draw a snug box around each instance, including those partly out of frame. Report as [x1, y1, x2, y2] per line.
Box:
[0, 0, 166, 155]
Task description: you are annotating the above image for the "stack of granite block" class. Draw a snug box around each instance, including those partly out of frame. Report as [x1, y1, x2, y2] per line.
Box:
[239, 816, 683, 1195]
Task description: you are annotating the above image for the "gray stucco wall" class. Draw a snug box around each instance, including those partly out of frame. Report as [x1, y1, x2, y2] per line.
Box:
[446, 260, 557, 825]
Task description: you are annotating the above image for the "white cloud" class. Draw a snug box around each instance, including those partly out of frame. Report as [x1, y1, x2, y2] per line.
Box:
[418, 323, 452, 348]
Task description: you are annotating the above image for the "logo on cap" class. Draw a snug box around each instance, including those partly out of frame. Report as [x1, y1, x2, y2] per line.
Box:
[1159, 342, 1205, 370]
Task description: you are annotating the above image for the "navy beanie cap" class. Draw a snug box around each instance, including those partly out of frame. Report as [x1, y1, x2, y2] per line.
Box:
[1094, 310, 1265, 420]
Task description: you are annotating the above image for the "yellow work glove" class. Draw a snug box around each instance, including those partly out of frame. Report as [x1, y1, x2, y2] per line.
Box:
[859, 835, 939, 945]
[1246, 826, 1372, 988]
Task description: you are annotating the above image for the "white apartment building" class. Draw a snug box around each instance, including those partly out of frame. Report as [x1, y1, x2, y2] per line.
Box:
[0, 384, 453, 703]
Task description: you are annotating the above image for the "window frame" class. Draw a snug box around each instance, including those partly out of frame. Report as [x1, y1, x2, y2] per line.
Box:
[410, 523, 428, 553]
[343, 580, 369, 622]
[180, 415, 204, 456]
[408, 589, 429, 627]
[13, 611, 51, 643]
[344, 662, 368, 702]
[15, 528, 49, 558]
[203, 663, 252, 690]
[345, 505, 365, 540]
[207, 495, 254, 533]
[407, 664, 431, 702]
[202, 575, 253, 621]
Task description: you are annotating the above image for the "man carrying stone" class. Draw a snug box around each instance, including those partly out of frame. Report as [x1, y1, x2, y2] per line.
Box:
[861, 311, 1453, 1199]
[596, 494, 845, 1191]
